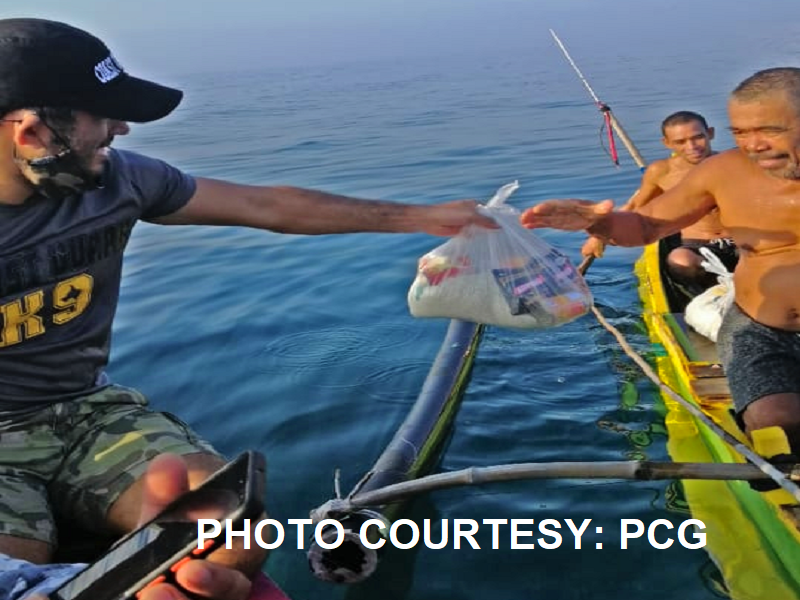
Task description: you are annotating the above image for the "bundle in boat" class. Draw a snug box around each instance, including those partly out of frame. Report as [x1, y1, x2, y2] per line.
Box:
[684, 247, 734, 342]
[408, 182, 592, 329]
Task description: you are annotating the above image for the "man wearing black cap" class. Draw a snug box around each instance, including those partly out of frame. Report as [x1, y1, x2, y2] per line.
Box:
[0, 17, 495, 600]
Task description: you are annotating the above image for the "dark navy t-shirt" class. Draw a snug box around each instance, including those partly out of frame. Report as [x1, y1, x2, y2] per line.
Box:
[0, 149, 196, 412]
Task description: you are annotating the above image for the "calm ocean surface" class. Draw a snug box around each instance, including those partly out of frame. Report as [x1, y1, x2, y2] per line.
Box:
[109, 26, 799, 600]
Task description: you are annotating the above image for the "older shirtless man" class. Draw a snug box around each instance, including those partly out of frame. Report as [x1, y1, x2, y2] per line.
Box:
[582, 111, 737, 292]
[521, 67, 800, 453]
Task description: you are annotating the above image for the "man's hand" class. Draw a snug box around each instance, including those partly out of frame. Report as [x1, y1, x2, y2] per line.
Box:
[520, 199, 614, 231]
[581, 236, 606, 258]
[420, 200, 498, 236]
[27, 455, 254, 600]
[136, 454, 253, 600]
[138, 559, 252, 600]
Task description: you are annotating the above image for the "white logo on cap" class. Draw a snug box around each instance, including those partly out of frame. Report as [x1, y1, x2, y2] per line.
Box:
[94, 55, 123, 84]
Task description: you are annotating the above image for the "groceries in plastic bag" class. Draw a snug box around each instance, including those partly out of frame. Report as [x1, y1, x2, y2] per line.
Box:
[408, 182, 592, 329]
[684, 247, 735, 342]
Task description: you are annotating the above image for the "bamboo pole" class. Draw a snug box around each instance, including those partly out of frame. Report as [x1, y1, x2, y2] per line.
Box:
[550, 29, 647, 170]
[577, 254, 594, 276]
[607, 112, 647, 169]
[340, 460, 800, 510]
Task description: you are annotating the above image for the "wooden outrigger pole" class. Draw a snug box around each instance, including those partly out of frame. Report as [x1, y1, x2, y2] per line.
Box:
[549, 29, 647, 171]
[321, 460, 800, 510]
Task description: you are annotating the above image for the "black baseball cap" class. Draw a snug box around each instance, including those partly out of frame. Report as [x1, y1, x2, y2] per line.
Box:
[0, 18, 182, 122]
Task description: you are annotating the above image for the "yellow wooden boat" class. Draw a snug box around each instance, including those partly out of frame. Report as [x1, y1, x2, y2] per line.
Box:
[635, 239, 800, 599]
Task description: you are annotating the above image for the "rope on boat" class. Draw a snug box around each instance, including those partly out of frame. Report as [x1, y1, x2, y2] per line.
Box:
[588, 304, 800, 503]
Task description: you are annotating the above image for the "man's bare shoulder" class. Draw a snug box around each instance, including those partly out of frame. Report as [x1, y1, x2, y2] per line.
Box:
[636, 158, 667, 187]
[699, 148, 743, 168]
[644, 158, 671, 177]
[665, 150, 746, 195]
[684, 149, 747, 179]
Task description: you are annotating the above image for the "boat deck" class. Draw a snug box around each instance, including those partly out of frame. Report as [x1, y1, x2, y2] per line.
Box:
[663, 312, 731, 403]
[672, 313, 719, 362]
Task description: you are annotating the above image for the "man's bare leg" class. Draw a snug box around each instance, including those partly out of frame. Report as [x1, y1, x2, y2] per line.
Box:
[0, 535, 51, 564]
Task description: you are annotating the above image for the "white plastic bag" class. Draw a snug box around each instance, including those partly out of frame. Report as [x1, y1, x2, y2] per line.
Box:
[407, 182, 592, 329]
[684, 247, 735, 342]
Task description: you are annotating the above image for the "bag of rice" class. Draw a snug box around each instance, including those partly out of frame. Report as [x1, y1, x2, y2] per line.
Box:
[407, 182, 592, 329]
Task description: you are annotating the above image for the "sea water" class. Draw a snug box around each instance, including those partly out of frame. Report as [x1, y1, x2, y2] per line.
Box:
[108, 19, 800, 600]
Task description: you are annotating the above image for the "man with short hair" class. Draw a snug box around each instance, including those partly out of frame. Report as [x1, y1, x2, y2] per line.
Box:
[521, 66, 800, 454]
[582, 111, 737, 292]
[0, 17, 495, 600]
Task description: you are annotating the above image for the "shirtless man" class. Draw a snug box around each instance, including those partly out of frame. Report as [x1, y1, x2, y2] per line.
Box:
[521, 67, 800, 453]
[582, 111, 737, 292]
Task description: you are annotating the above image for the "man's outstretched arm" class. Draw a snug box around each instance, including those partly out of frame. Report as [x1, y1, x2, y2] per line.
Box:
[155, 178, 497, 236]
[522, 158, 719, 246]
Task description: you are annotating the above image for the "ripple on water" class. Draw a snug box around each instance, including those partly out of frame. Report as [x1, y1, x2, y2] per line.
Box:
[313, 360, 432, 403]
[250, 324, 435, 404]
[253, 323, 425, 368]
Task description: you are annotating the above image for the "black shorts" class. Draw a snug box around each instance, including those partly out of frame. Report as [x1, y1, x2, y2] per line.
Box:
[717, 303, 800, 414]
[681, 238, 739, 272]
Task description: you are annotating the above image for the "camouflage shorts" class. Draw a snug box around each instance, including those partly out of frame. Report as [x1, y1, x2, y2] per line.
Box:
[0, 385, 220, 546]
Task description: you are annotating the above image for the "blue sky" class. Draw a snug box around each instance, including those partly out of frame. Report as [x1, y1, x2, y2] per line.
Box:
[6, 1, 799, 77]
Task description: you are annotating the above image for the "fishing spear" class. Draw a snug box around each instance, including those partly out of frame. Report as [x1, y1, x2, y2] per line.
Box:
[550, 28, 646, 171]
